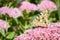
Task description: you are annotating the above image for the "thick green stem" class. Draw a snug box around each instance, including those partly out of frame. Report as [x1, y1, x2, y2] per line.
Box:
[13, 18, 18, 25]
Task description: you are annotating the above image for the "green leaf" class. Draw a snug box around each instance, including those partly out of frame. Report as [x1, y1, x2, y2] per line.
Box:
[25, 25, 31, 29]
[6, 32, 15, 39]
[14, 18, 18, 24]
[0, 30, 5, 37]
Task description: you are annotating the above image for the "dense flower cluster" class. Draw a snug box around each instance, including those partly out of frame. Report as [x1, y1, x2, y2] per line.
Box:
[48, 22, 60, 28]
[0, 19, 9, 31]
[14, 22, 60, 40]
[44, 0, 48, 1]
[0, 6, 9, 14]
[7, 8, 22, 18]
[0, 6, 22, 18]
[19, 1, 37, 12]
[37, 0, 57, 11]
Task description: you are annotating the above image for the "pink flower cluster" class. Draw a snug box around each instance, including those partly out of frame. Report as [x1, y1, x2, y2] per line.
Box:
[0, 19, 9, 31]
[0, 6, 9, 14]
[44, 0, 48, 1]
[37, 0, 57, 11]
[7, 8, 22, 18]
[19, 0, 57, 12]
[48, 22, 60, 28]
[14, 22, 60, 40]
[0, 6, 22, 18]
[19, 1, 37, 12]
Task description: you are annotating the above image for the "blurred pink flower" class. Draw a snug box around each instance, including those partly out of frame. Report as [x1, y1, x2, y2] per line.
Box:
[7, 8, 22, 18]
[0, 6, 22, 18]
[0, 19, 9, 31]
[0, 6, 9, 14]
[14, 24, 60, 40]
[19, 1, 37, 12]
[44, 0, 49, 1]
[48, 22, 60, 28]
[37, 0, 57, 11]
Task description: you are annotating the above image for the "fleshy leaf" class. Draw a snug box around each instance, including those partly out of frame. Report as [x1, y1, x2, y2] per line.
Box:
[6, 32, 15, 39]
[0, 30, 5, 37]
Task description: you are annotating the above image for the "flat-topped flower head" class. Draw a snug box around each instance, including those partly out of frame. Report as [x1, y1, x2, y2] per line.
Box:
[0, 19, 9, 31]
[19, 1, 37, 12]
[0, 6, 9, 14]
[37, 0, 57, 11]
[14, 26, 60, 40]
[14, 34, 32, 40]
[7, 8, 22, 18]
[48, 22, 60, 28]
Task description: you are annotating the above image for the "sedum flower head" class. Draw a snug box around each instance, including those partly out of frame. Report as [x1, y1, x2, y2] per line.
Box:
[37, 0, 57, 11]
[0, 6, 9, 14]
[0, 19, 9, 31]
[48, 22, 60, 28]
[7, 8, 22, 18]
[14, 23, 60, 40]
[44, 0, 49, 1]
[19, 1, 37, 12]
